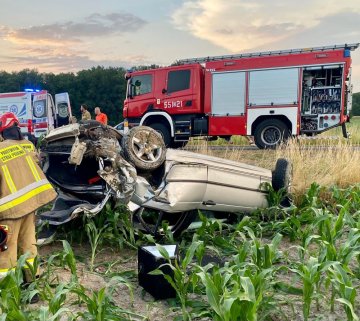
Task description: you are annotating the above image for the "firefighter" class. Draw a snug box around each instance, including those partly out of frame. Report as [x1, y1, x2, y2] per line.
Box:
[80, 104, 91, 121]
[0, 112, 56, 303]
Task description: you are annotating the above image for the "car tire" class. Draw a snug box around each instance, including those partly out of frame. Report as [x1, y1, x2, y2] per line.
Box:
[272, 158, 292, 193]
[150, 123, 172, 147]
[254, 119, 290, 149]
[122, 126, 166, 171]
[134, 208, 197, 238]
[79, 119, 103, 129]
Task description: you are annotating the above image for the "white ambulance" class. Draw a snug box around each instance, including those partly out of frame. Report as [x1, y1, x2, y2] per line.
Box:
[0, 90, 71, 142]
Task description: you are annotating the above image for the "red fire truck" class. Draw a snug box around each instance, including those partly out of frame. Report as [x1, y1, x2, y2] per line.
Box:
[123, 44, 359, 148]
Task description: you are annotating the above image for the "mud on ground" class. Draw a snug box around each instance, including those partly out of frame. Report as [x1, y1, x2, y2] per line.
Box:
[39, 242, 176, 321]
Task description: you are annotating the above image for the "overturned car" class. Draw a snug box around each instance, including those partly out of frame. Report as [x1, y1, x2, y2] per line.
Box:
[39, 121, 291, 237]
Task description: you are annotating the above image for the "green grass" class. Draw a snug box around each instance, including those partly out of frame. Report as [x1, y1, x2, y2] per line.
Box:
[3, 183, 360, 320]
[187, 116, 360, 147]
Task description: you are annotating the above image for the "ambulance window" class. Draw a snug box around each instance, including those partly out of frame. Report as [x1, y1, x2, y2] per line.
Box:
[57, 103, 69, 118]
[167, 70, 190, 94]
[33, 99, 47, 118]
[132, 75, 152, 96]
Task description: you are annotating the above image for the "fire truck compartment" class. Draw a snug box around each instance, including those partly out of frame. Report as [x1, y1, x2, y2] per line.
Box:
[301, 64, 344, 132]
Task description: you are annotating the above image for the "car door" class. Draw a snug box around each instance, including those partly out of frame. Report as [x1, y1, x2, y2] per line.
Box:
[155, 163, 208, 212]
[201, 164, 268, 213]
[55, 92, 71, 127]
[162, 67, 196, 113]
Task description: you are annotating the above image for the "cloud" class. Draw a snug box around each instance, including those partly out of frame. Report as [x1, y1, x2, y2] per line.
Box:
[3, 12, 146, 45]
[0, 12, 148, 73]
[0, 52, 120, 72]
[0, 26, 10, 38]
[0, 45, 152, 73]
[171, 0, 360, 52]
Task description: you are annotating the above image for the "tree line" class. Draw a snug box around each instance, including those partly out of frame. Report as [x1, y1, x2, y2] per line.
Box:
[0, 67, 128, 126]
[0, 67, 360, 124]
[352, 92, 360, 116]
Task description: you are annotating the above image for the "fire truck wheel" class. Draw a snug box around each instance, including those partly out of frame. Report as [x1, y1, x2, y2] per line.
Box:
[172, 140, 188, 148]
[122, 126, 166, 171]
[254, 119, 289, 149]
[150, 123, 171, 147]
[272, 158, 292, 193]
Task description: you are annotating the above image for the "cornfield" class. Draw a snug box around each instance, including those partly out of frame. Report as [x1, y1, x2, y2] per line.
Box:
[2, 119, 360, 320]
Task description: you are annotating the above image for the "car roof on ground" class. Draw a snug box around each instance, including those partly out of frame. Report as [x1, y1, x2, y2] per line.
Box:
[165, 149, 272, 178]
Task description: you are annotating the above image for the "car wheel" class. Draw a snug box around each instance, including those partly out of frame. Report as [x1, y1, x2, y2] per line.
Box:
[150, 123, 171, 147]
[134, 208, 197, 238]
[122, 126, 166, 171]
[254, 119, 289, 149]
[272, 158, 292, 193]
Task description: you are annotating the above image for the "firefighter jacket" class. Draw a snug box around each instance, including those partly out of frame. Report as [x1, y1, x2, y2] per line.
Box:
[0, 139, 57, 220]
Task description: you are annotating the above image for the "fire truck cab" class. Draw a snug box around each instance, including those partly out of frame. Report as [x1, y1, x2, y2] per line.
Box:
[123, 44, 358, 148]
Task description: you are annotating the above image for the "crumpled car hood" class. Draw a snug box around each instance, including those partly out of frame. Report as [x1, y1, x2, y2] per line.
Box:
[40, 123, 274, 225]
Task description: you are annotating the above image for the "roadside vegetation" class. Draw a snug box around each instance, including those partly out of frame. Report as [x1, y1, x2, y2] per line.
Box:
[2, 119, 360, 320]
[192, 116, 360, 200]
[2, 183, 360, 320]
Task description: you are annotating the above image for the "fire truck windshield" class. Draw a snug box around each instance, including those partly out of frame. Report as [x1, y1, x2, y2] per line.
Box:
[128, 75, 152, 97]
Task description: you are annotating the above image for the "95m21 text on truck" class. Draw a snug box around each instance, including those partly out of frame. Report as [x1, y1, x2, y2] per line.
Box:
[123, 43, 359, 149]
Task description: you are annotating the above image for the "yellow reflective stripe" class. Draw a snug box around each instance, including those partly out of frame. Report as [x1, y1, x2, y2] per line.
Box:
[0, 183, 53, 212]
[24, 258, 35, 269]
[26, 156, 41, 181]
[0, 145, 25, 162]
[2, 165, 17, 193]
[0, 179, 50, 206]
[20, 143, 35, 152]
[0, 267, 15, 273]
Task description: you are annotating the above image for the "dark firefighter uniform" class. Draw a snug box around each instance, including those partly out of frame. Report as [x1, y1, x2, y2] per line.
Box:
[0, 139, 56, 280]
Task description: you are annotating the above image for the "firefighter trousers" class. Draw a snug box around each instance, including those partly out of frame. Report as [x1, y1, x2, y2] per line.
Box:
[0, 212, 39, 282]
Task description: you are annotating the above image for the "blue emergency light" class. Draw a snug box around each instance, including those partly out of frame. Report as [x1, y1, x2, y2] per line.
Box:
[24, 88, 41, 92]
[344, 49, 351, 57]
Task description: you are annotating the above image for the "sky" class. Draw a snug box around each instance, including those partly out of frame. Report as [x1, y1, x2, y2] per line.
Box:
[1, 0, 360, 90]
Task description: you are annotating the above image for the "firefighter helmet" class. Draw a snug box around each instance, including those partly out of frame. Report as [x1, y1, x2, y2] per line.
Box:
[0, 112, 20, 133]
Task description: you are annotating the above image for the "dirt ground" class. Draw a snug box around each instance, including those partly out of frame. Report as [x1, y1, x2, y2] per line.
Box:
[39, 242, 176, 321]
[37, 236, 357, 321]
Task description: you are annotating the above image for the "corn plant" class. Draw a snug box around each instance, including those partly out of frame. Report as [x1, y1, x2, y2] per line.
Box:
[101, 205, 137, 249]
[330, 185, 360, 214]
[58, 240, 79, 282]
[263, 182, 290, 207]
[86, 220, 108, 272]
[28, 307, 73, 321]
[72, 283, 144, 321]
[150, 237, 204, 320]
[195, 213, 253, 256]
[327, 263, 359, 321]
[298, 182, 323, 208]
[289, 255, 333, 321]
[46, 283, 73, 315]
[0, 271, 24, 317]
[0, 254, 29, 312]
[244, 227, 283, 269]
[0, 254, 71, 321]
[196, 261, 276, 321]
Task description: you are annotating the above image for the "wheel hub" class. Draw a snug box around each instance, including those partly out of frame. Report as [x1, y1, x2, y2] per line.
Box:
[262, 127, 281, 145]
